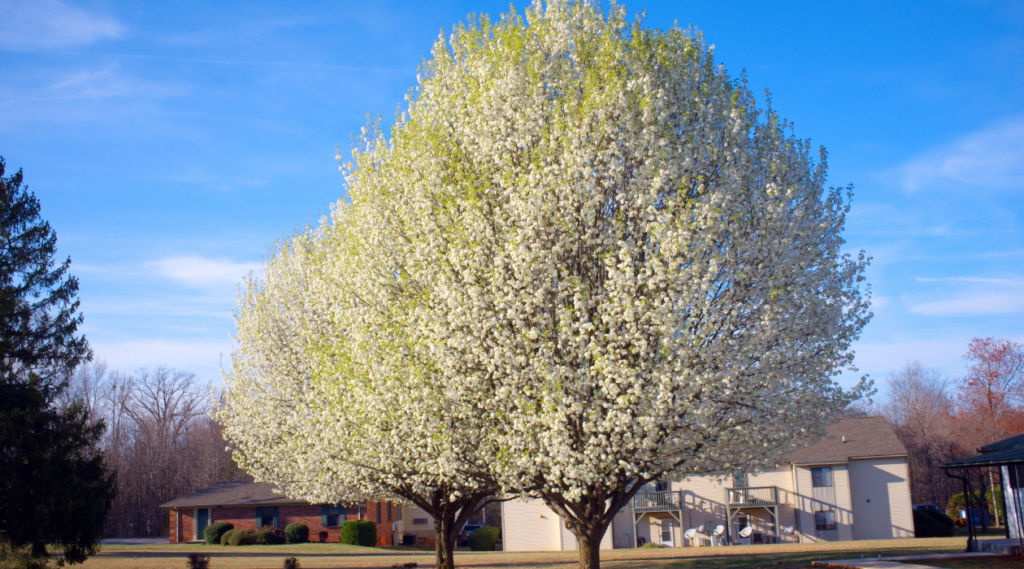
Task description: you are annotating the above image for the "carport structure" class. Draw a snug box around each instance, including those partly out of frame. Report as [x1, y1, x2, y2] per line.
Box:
[944, 433, 1024, 554]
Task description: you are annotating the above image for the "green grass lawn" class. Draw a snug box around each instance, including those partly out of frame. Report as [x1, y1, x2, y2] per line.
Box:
[79, 537, 970, 569]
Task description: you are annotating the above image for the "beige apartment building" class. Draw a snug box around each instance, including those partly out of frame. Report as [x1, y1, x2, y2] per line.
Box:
[502, 417, 914, 550]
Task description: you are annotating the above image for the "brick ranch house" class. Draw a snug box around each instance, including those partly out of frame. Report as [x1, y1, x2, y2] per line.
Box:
[160, 478, 403, 545]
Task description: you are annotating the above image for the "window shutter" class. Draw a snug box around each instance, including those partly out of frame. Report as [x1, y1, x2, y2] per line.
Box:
[256, 507, 262, 528]
[273, 507, 279, 528]
[339, 505, 346, 521]
[321, 505, 328, 528]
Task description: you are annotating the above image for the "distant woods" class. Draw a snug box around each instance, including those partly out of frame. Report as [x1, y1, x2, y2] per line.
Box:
[874, 337, 1024, 526]
[62, 361, 244, 538]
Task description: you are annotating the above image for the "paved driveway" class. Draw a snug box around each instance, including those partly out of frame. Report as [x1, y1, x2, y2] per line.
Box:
[101, 538, 168, 546]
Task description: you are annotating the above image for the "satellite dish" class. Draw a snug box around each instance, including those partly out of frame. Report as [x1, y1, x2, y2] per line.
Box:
[739, 526, 753, 538]
[714, 525, 725, 536]
[696, 524, 705, 533]
[684, 528, 697, 539]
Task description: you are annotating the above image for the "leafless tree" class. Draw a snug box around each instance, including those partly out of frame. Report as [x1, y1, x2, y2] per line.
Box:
[878, 361, 962, 510]
[63, 362, 244, 537]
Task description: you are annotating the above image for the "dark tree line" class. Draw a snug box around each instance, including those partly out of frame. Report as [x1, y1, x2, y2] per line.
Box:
[61, 362, 244, 538]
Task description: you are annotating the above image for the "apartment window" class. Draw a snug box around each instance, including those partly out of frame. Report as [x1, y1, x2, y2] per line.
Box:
[413, 518, 428, 525]
[376, 502, 382, 522]
[732, 472, 749, 488]
[814, 510, 836, 531]
[397, 505, 403, 521]
[654, 480, 670, 492]
[811, 467, 833, 487]
[324, 505, 343, 527]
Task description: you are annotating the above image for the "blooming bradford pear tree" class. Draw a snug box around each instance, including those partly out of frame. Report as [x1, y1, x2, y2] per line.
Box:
[331, 2, 871, 568]
[216, 227, 500, 569]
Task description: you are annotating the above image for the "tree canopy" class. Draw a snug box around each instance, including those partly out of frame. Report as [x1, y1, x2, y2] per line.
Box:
[0, 158, 90, 386]
[222, 2, 871, 568]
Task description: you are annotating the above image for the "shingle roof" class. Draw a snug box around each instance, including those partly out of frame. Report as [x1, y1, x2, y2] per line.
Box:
[979, 433, 1024, 454]
[783, 416, 907, 465]
[945, 432, 1024, 468]
[159, 478, 307, 509]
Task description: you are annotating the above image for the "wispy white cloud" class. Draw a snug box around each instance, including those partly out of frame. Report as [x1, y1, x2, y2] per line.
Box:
[46, 64, 186, 100]
[148, 256, 262, 290]
[895, 116, 1024, 191]
[0, 0, 123, 50]
[908, 275, 1024, 315]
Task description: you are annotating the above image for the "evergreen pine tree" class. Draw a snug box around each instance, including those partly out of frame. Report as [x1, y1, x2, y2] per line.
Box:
[0, 157, 113, 566]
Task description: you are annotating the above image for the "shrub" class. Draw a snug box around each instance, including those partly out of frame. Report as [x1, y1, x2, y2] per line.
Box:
[204, 522, 234, 545]
[224, 529, 256, 546]
[914, 508, 954, 538]
[285, 523, 309, 544]
[220, 528, 240, 545]
[640, 542, 667, 548]
[468, 526, 501, 551]
[186, 553, 211, 569]
[283, 558, 301, 569]
[255, 526, 286, 545]
[339, 520, 377, 547]
[317, 531, 328, 543]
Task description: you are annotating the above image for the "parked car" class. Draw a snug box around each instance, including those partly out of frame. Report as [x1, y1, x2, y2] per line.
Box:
[457, 524, 483, 547]
[913, 504, 941, 513]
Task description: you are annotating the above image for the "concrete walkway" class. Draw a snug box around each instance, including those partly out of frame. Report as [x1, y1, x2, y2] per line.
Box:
[813, 552, 1006, 569]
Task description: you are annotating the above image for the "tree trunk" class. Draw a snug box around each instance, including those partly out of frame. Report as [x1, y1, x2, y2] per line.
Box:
[576, 527, 603, 569]
[433, 510, 458, 569]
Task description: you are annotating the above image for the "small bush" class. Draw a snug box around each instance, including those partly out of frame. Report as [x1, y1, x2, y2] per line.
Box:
[339, 520, 377, 547]
[640, 542, 667, 548]
[224, 529, 256, 546]
[186, 553, 211, 569]
[317, 531, 328, 543]
[204, 521, 234, 545]
[285, 523, 309, 544]
[283, 558, 300, 569]
[914, 508, 954, 538]
[468, 526, 501, 551]
[220, 528, 240, 545]
[255, 526, 286, 545]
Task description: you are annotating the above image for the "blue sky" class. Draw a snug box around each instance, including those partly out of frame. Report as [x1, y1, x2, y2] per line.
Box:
[1, 0, 1022, 396]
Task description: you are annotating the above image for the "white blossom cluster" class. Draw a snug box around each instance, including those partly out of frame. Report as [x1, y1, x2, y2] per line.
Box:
[219, 0, 870, 564]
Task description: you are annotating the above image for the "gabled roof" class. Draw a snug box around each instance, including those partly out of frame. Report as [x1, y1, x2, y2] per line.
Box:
[160, 478, 307, 509]
[783, 416, 907, 465]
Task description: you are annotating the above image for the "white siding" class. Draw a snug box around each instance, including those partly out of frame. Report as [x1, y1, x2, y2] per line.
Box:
[610, 506, 635, 548]
[833, 465, 855, 541]
[501, 498, 612, 551]
[848, 457, 915, 539]
[502, 499, 561, 551]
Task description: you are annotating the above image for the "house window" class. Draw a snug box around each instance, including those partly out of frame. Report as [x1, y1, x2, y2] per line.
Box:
[413, 518, 428, 525]
[811, 467, 833, 487]
[326, 505, 342, 527]
[257, 506, 278, 529]
[654, 480, 670, 492]
[376, 502, 382, 522]
[387, 502, 393, 522]
[815, 510, 836, 531]
[397, 505, 402, 521]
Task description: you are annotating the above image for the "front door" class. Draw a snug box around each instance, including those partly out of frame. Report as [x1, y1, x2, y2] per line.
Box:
[195, 508, 209, 540]
[661, 518, 674, 547]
